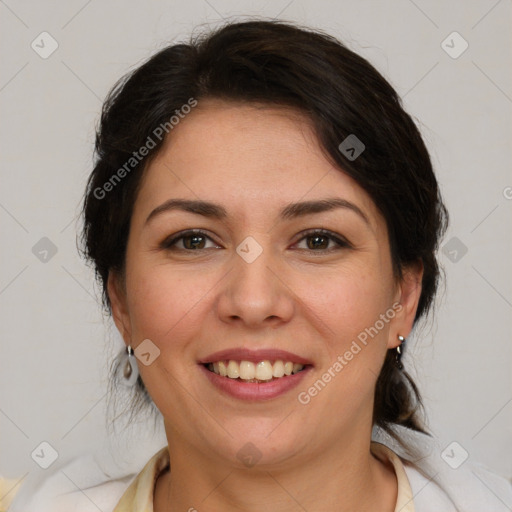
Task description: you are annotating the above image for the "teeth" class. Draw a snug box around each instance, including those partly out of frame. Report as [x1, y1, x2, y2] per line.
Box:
[227, 360, 240, 378]
[207, 359, 305, 381]
[255, 361, 273, 380]
[239, 361, 255, 380]
[292, 363, 303, 374]
[272, 360, 285, 378]
[218, 361, 227, 377]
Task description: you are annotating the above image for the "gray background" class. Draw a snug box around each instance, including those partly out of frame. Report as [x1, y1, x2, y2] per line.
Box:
[1, 0, 511, 488]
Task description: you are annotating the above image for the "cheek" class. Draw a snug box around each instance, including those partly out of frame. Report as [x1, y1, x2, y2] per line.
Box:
[304, 272, 393, 406]
[125, 261, 216, 344]
[306, 264, 393, 348]
[124, 263, 216, 415]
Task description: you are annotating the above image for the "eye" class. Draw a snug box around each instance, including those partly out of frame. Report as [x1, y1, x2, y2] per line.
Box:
[160, 228, 351, 253]
[160, 230, 221, 251]
[293, 229, 350, 252]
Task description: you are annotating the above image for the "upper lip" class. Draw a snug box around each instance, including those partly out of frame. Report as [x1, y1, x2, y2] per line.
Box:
[198, 348, 313, 366]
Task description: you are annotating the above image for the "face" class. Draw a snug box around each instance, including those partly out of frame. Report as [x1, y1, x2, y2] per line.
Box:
[108, 99, 422, 469]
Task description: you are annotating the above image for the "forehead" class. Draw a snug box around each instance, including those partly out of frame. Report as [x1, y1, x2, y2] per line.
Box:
[154, 99, 325, 179]
[132, 99, 382, 231]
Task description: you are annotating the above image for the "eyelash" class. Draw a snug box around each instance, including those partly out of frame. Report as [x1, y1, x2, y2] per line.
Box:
[160, 228, 351, 253]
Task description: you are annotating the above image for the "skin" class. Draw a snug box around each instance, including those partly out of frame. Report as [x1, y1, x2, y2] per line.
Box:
[108, 98, 423, 511]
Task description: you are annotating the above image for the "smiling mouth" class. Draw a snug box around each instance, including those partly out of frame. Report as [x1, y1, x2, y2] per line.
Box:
[204, 359, 307, 383]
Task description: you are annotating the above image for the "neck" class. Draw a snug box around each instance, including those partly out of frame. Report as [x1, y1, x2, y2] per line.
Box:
[154, 427, 397, 512]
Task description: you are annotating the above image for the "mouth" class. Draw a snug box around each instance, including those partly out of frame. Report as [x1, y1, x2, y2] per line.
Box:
[199, 349, 313, 400]
[203, 359, 309, 383]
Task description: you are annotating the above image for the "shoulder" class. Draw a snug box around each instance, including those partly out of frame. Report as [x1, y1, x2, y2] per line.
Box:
[373, 426, 512, 512]
[1, 477, 22, 511]
[403, 459, 512, 512]
[6, 452, 136, 512]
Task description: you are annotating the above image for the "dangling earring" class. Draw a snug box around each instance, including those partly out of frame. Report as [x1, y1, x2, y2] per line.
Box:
[116, 345, 139, 387]
[395, 335, 405, 370]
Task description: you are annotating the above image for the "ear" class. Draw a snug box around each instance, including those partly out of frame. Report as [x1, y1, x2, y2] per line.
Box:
[107, 270, 132, 345]
[387, 260, 423, 350]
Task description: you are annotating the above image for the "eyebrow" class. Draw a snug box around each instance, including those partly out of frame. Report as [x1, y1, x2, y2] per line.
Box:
[144, 197, 370, 226]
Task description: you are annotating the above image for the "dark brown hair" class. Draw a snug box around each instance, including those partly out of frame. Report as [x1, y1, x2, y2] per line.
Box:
[79, 19, 448, 445]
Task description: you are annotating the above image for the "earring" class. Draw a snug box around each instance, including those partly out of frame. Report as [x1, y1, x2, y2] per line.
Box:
[395, 335, 405, 370]
[116, 345, 139, 387]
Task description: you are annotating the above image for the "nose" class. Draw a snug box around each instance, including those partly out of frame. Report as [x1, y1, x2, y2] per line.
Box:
[216, 241, 295, 329]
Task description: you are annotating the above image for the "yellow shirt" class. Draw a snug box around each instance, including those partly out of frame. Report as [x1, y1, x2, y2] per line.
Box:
[0, 478, 22, 512]
[113, 441, 415, 511]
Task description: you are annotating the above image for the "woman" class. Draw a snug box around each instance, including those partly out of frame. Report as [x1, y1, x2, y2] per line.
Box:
[7, 18, 511, 512]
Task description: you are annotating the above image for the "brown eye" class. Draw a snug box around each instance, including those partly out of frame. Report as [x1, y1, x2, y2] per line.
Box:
[306, 234, 329, 250]
[295, 229, 350, 252]
[161, 230, 220, 251]
[182, 233, 206, 250]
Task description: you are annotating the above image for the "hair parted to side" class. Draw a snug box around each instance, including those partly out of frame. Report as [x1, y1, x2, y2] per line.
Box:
[79, 19, 448, 449]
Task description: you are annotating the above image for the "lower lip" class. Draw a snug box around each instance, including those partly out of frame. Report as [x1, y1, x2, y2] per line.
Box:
[199, 364, 312, 401]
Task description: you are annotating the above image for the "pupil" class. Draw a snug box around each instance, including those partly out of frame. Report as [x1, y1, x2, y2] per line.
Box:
[186, 235, 204, 249]
[308, 235, 327, 250]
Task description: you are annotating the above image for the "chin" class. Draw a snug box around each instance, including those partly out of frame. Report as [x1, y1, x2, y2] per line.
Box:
[208, 424, 308, 469]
